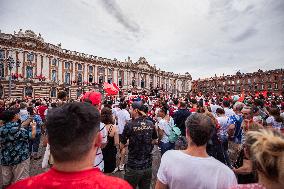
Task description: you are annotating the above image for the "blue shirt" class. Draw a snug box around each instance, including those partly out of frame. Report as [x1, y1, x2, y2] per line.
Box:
[0, 122, 31, 166]
[229, 114, 243, 144]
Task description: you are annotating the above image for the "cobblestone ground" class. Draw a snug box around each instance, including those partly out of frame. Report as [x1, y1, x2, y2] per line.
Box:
[1, 141, 161, 189]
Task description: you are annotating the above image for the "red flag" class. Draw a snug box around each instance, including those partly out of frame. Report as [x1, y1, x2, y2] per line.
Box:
[262, 91, 267, 98]
[103, 82, 119, 95]
[112, 83, 120, 91]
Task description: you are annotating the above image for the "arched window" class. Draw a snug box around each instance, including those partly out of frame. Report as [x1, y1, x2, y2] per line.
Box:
[89, 66, 93, 73]
[65, 62, 71, 69]
[78, 64, 82, 71]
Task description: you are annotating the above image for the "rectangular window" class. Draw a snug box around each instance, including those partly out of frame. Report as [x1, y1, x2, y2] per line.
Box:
[26, 66, 33, 79]
[65, 72, 70, 84]
[0, 49, 5, 60]
[65, 62, 70, 69]
[78, 64, 82, 71]
[52, 59, 57, 67]
[89, 66, 93, 73]
[275, 83, 278, 89]
[52, 70, 57, 82]
[27, 53, 34, 62]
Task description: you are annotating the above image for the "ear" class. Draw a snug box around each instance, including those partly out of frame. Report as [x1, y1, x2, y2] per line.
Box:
[94, 132, 102, 148]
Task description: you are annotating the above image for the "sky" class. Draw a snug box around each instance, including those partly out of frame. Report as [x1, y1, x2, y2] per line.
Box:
[0, 0, 283, 79]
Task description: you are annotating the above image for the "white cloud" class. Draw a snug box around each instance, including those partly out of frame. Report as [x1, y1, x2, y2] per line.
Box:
[0, 0, 283, 79]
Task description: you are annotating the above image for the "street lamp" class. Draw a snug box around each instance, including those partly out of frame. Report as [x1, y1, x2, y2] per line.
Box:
[6, 56, 21, 98]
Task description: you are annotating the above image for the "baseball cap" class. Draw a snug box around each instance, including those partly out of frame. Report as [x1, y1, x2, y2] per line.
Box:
[131, 101, 146, 116]
[81, 91, 102, 106]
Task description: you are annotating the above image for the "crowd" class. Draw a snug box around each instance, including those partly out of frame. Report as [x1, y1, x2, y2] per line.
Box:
[0, 89, 283, 189]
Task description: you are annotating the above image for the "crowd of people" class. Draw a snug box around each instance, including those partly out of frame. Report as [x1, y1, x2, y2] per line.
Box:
[0, 89, 283, 189]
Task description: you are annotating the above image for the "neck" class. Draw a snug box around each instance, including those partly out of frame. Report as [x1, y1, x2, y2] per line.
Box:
[258, 172, 282, 189]
[183, 143, 209, 158]
[54, 158, 93, 172]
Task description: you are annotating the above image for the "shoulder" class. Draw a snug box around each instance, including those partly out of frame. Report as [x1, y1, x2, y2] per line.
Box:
[9, 172, 48, 188]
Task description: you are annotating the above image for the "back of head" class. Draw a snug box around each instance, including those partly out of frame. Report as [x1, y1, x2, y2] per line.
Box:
[46, 102, 100, 162]
[223, 100, 230, 108]
[101, 107, 114, 125]
[270, 108, 283, 123]
[179, 101, 187, 108]
[246, 129, 284, 186]
[58, 91, 67, 101]
[185, 113, 214, 146]
[216, 108, 225, 115]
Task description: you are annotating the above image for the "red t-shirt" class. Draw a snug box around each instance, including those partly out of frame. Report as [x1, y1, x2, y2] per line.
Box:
[9, 168, 132, 189]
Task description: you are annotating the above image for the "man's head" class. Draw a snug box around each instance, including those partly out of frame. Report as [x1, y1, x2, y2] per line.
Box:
[222, 100, 230, 108]
[179, 101, 187, 109]
[46, 102, 101, 163]
[2, 108, 20, 123]
[185, 113, 214, 146]
[58, 91, 67, 101]
[241, 106, 253, 121]
[130, 101, 146, 118]
[81, 91, 102, 109]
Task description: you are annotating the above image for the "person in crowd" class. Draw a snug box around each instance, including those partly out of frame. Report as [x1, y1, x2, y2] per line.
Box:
[121, 101, 158, 189]
[233, 106, 264, 184]
[173, 101, 191, 136]
[266, 108, 284, 130]
[157, 106, 175, 156]
[36, 101, 48, 122]
[223, 100, 236, 117]
[189, 98, 198, 113]
[101, 107, 119, 173]
[231, 129, 284, 189]
[81, 91, 108, 172]
[9, 102, 132, 189]
[116, 101, 131, 171]
[0, 108, 36, 188]
[26, 106, 43, 159]
[216, 107, 232, 167]
[155, 113, 237, 189]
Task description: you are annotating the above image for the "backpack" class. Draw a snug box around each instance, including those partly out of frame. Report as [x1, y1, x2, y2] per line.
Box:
[167, 119, 182, 143]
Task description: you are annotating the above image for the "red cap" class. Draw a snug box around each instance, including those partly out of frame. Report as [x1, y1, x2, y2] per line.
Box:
[81, 91, 102, 105]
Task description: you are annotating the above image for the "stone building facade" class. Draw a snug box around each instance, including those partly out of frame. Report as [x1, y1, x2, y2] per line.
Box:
[192, 69, 284, 95]
[0, 30, 192, 99]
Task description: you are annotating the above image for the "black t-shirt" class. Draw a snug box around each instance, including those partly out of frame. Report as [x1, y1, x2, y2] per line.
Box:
[173, 109, 191, 136]
[120, 116, 158, 170]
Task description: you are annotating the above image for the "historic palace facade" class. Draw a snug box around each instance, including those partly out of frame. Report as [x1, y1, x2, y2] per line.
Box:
[192, 69, 284, 96]
[0, 29, 192, 99]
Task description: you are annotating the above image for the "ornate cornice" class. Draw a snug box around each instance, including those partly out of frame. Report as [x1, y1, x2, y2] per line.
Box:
[0, 29, 191, 80]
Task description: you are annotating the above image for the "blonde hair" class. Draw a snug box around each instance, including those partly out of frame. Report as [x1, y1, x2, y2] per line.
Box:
[246, 129, 284, 186]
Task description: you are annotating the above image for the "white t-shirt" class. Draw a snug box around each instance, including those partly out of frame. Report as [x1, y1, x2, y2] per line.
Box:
[157, 150, 237, 189]
[266, 116, 283, 130]
[224, 108, 236, 117]
[94, 123, 107, 171]
[158, 117, 174, 143]
[116, 109, 131, 134]
[217, 116, 231, 138]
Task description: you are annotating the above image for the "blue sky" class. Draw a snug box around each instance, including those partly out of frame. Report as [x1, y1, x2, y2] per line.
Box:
[0, 0, 283, 79]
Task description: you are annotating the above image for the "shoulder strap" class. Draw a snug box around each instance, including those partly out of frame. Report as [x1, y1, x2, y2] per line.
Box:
[108, 124, 113, 135]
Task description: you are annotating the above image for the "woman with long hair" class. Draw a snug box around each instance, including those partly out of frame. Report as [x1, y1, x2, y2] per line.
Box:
[231, 129, 284, 189]
[101, 107, 119, 173]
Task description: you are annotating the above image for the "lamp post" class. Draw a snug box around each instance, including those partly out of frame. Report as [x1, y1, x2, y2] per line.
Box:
[6, 56, 21, 98]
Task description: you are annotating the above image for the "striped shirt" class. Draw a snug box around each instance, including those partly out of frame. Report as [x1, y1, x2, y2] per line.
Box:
[94, 123, 107, 172]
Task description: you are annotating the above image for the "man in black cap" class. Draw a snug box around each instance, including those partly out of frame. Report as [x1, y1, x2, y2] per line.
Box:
[120, 101, 158, 189]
